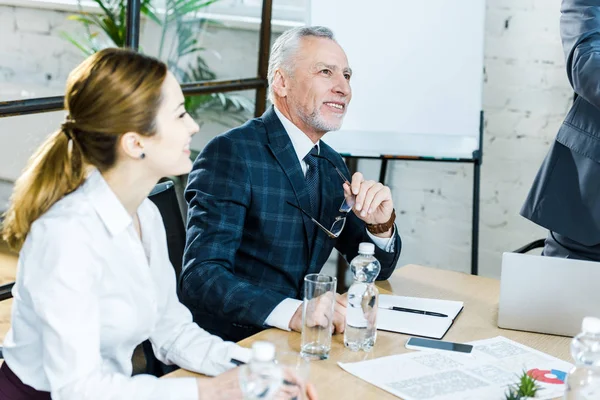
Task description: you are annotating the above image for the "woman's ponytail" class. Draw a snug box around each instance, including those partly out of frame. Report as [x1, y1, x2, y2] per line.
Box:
[2, 126, 86, 251]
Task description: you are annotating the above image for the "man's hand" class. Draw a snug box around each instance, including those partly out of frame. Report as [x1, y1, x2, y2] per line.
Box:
[343, 172, 394, 237]
[289, 293, 348, 334]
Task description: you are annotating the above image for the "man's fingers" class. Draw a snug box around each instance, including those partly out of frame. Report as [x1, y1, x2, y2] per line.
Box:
[336, 293, 348, 307]
[367, 186, 392, 215]
[343, 182, 352, 197]
[354, 180, 376, 212]
[359, 183, 384, 217]
[333, 308, 346, 333]
[307, 309, 330, 328]
[351, 172, 364, 195]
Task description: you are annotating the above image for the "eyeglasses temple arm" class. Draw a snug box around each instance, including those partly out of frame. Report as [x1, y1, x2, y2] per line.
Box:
[286, 201, 338, 238]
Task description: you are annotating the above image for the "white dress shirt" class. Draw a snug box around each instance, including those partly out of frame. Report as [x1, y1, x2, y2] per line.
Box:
[3, 170, 250, 400]
[265, 107, 395, 331]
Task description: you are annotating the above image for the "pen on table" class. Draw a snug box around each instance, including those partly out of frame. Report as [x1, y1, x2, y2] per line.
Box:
[384, 306, 448, 318]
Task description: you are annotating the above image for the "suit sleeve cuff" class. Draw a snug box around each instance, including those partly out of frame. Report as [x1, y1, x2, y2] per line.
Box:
[366, 225, 396, 252]
[264, 298, 303, 331]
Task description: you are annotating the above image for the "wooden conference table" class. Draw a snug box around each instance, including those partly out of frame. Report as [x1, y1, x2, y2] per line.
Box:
[166, 264, 572, 399]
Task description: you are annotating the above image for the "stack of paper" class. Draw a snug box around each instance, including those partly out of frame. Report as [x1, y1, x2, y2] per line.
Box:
[377, 295, 464, 339]
[339, 336, 573, 400]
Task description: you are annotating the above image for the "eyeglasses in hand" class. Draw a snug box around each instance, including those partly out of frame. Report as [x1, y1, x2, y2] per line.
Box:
[287, 155, 356, 238]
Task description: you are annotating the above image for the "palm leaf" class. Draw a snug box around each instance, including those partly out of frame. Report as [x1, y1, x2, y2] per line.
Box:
[59, 31, 96, 56]
[62, 0, 255, 125]
[141, 0, 161, 25]
[91, 0, 117, 23]
[170, 0, 219, 21]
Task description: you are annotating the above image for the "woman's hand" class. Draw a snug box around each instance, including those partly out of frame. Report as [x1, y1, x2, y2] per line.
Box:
[197, 367, 319, 400]
[274, 368, 319, 400]
[196, 369, 242, 400]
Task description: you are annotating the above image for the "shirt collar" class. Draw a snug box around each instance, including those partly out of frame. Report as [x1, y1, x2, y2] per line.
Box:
[273, 106, 320, 162]
[83, 169, 133, 237]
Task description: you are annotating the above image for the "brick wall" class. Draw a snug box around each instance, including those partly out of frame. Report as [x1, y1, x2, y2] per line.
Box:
[384, 0, 573, 277]
[0, 0, 575, 277]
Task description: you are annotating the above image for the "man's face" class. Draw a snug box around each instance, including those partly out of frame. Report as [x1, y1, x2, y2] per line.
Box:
[284, 37, 352, 136]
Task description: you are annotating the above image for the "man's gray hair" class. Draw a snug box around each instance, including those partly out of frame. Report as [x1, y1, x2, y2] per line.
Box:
[267, 26, 336, 102]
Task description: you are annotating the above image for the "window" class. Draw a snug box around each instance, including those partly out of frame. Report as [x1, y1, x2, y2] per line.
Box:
[1, 0, 307, 23]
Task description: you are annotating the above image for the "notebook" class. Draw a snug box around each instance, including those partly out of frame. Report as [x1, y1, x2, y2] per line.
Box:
[376, 295, 464, 339]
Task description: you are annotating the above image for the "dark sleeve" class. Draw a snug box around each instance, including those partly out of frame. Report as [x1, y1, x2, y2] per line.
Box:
[561, 0, 600, 108]
[333, 162, 402, 281]
[180, 135, 287, 327]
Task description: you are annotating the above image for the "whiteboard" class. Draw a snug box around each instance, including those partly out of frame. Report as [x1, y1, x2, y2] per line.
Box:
[308, 0, 485, 159]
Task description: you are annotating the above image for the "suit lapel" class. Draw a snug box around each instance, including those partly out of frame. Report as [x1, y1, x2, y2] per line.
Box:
[263, 107, 315, 251]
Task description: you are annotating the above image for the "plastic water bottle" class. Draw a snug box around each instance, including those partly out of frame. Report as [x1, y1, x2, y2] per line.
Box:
[344, 242, 381, 352]
[564, 317, 600, 399]
[239, 341, 283, 399]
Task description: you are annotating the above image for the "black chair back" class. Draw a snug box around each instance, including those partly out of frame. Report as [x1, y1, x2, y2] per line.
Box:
[144, 180, 186, 377]
[148, 181, 186, 284]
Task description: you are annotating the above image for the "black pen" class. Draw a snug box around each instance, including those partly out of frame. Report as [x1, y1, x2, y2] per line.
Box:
[386, 306, 448, 318]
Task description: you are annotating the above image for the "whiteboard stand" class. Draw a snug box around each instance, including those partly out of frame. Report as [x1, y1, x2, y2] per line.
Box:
[335, 111, 483, 287]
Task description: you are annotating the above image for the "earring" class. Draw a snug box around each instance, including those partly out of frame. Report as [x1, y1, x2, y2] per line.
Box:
[140, 153, 146, 160]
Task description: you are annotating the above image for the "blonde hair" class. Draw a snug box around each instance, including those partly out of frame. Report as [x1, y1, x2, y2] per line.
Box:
[2, 48, 167, 251]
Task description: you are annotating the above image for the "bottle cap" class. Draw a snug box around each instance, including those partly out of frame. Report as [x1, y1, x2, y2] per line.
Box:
[582, 317, 600, 334]
[251, 341, 276, 362]
[358, 242, 375, 255]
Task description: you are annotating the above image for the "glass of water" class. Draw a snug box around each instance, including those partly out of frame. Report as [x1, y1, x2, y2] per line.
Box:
[301, 273, 337, 360]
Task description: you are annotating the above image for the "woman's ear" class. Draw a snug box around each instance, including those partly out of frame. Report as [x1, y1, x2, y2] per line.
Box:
[120, 132, 146, 160]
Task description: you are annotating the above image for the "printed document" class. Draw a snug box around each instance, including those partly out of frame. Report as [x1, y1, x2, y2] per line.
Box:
[338, 336, 573, 400]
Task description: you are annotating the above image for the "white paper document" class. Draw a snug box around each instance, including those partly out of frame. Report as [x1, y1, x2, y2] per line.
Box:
[338, 336, 573, 400]
[377, 295, 464, 339]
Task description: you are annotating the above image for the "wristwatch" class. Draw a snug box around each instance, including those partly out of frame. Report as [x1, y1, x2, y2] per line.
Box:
[366, 209, 396, 234]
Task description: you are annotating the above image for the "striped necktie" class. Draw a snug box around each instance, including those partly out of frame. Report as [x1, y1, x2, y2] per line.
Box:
[304, 145, 320, 217]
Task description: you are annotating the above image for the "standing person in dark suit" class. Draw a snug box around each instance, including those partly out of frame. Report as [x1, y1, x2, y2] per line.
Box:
[181, 26, 402, 342]
[522, 0, 600, 260]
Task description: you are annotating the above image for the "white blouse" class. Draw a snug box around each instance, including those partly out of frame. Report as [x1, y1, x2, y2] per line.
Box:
[3, 170, 250, 400]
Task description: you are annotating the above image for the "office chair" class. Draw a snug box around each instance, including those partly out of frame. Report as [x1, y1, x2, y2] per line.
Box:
[148, 180, 186, 285]
[0, 282, 13, 302]
[143, 180, 187, 377]
[513, 239, 545, 254]
[0, 282, 11, 359]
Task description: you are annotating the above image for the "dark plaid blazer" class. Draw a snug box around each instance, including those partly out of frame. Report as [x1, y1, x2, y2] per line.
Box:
[180, 107, 401, 341]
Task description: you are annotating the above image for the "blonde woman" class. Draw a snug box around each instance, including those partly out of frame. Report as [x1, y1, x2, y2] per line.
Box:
[0, 48, 316, 400]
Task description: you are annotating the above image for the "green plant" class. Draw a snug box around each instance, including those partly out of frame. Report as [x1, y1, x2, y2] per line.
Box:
[62, 0, 253, 125]
[504, 371, 540, 400]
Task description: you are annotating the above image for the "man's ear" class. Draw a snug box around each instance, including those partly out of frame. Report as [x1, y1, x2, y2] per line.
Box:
[271, 69, 289, 98]
[120, 132, 145, 160]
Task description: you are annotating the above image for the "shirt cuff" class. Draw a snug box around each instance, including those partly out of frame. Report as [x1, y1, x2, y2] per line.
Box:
[230, 346, 252, 365]
[366, 225, 396, 253]
[264, 298, 303, 331]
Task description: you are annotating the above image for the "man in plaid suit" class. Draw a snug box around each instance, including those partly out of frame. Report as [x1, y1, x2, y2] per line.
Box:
[181, 26, 402, 342]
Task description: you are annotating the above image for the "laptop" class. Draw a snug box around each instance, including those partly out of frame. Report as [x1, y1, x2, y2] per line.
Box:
[498, 252, 600, 337]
